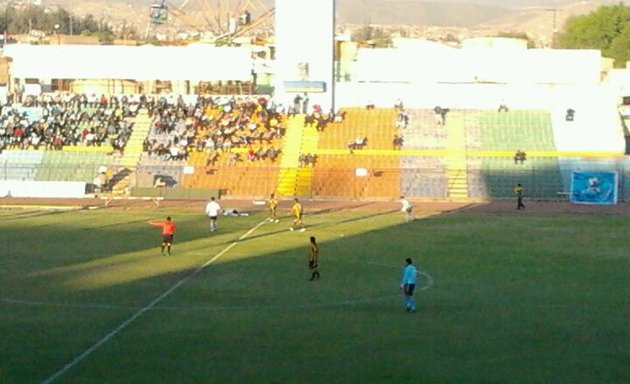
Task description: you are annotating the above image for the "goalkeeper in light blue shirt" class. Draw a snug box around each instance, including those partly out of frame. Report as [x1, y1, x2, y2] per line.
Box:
[400, 258, 419, 313]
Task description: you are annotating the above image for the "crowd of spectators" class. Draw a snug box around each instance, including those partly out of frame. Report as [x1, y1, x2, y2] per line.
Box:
[301, 108, 345, 132]
[0, 92, 139, 153]
[143, 95, 286, 163]
[394, 100, 408, 151]
[0, 91, 355, 170]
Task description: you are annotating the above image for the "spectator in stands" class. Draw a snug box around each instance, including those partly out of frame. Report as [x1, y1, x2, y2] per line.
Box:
[154, 176, 167, 188]
[267, 146, 279, 162]
[287, 105, 297, 119]
[354, 136, 367, 150]
[206, 150, 220, 167]
[143, 137, 151, 153]
[396, 111, 409, 129]
[393, 134, 404, 150]
[434, 106, 449, 125]
[498, 101, 509, 113]
[395, 98, 404, 111]
[315, 114, 328, 132]
[52, 134, 63, 150]
[168, 144, 180, 160]
[93, 172, 108, 193]
[228, 152, 241, 165]
[255, 145, 266, 161]
[293, 94, 303, 114]
[305, 153, 317, 166]
[566, 108, 575, 122]
[327, 108, 336, 123]
[514, 150, 527, 165]
[334, 109, 346, 123]
[246, 147, 256, 161]
[302, 94, 310, 114]
[304, 113, 315, 127]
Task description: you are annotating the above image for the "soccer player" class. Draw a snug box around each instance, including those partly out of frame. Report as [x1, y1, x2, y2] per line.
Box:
[308, 236, 320, 281]
[205, 196, 222, 232]
[267, 193, 279, 223]
[148, 216, 176, 256]
[400, 257, 419, 313]
[289, 197, 305, 232]
[514, 183, 525, 210]
[400, 195, 414, 222]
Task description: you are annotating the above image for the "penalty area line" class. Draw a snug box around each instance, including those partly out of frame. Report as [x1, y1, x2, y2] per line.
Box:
[39, 220, 267, 384]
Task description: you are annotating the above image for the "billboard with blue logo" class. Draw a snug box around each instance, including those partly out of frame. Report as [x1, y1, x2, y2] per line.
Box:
[570, 171, 618, 205]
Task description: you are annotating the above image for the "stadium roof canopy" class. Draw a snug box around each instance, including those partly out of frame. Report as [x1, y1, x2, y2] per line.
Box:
[3, 44, 253, 81]
[354, 45, 602, 84]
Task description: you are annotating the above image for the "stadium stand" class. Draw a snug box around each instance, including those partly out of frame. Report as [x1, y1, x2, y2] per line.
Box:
[1, 90, 625, 201]
[0, 150, 43, 181]
[175, 97, 285, 197]
[311, 108, 401, 198]
[35, 150, 113, 183]
[459, 109, 563, 199]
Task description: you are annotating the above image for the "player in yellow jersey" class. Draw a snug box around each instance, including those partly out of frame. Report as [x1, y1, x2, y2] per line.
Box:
[267, 193, 279, 223]
[289, 197, 305, 232]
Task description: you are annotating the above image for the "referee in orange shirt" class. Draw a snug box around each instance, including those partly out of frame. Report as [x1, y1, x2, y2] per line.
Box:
[149, 216, 176, 256]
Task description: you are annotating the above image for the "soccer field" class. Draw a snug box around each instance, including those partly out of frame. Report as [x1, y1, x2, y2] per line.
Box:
[0, 203, 628, 384]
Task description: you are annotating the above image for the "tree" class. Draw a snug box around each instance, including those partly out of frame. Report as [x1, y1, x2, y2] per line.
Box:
[608, 24, 630, 66]
[496, 31, 535, 48]
[0, 4, 114, 41]
[557, 4, 630, 66]
[351, 24, 392, 48]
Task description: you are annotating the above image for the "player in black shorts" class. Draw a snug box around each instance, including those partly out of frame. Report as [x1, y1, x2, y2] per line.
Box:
[308, 236, 320, 281]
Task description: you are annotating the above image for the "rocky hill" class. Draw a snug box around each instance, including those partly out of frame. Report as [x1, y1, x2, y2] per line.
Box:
[38, 0, 621, 43]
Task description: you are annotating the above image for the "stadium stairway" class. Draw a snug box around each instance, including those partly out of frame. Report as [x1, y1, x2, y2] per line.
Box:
[110, 109, 152, 196]
[276, 115, 319, 197]
[119, 110, 151, 168]
[445, 111, 469, 199]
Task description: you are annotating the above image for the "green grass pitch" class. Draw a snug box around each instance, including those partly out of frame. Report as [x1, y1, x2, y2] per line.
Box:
[0, 205, 628, 383]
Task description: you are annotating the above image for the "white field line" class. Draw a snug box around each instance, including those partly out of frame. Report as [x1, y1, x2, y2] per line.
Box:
[2, 294, 398, 312]
[5, 260, 434, 313]
[40, 220, 267, 384]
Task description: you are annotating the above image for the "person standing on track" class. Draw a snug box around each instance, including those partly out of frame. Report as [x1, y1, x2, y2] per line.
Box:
[400, 257, 419, 313]
[514, 183, 525, 210]
[148, 216, 176, 256]
[205, 196, 222, 232]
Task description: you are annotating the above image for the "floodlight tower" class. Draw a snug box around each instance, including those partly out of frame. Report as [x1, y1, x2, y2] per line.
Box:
[274, 0, 335, 112]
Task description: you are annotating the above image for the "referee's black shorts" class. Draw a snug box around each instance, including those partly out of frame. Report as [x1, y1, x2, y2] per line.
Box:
[162, 234, 174, 244]
[404, 284, 415, 296]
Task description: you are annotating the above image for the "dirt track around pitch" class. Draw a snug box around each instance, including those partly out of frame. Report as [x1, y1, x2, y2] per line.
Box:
[1, 197, 629, 216]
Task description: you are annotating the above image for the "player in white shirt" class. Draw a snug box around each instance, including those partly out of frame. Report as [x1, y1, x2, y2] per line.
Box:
[205, 196, 222, 232]
[399, 195, 414, 222]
